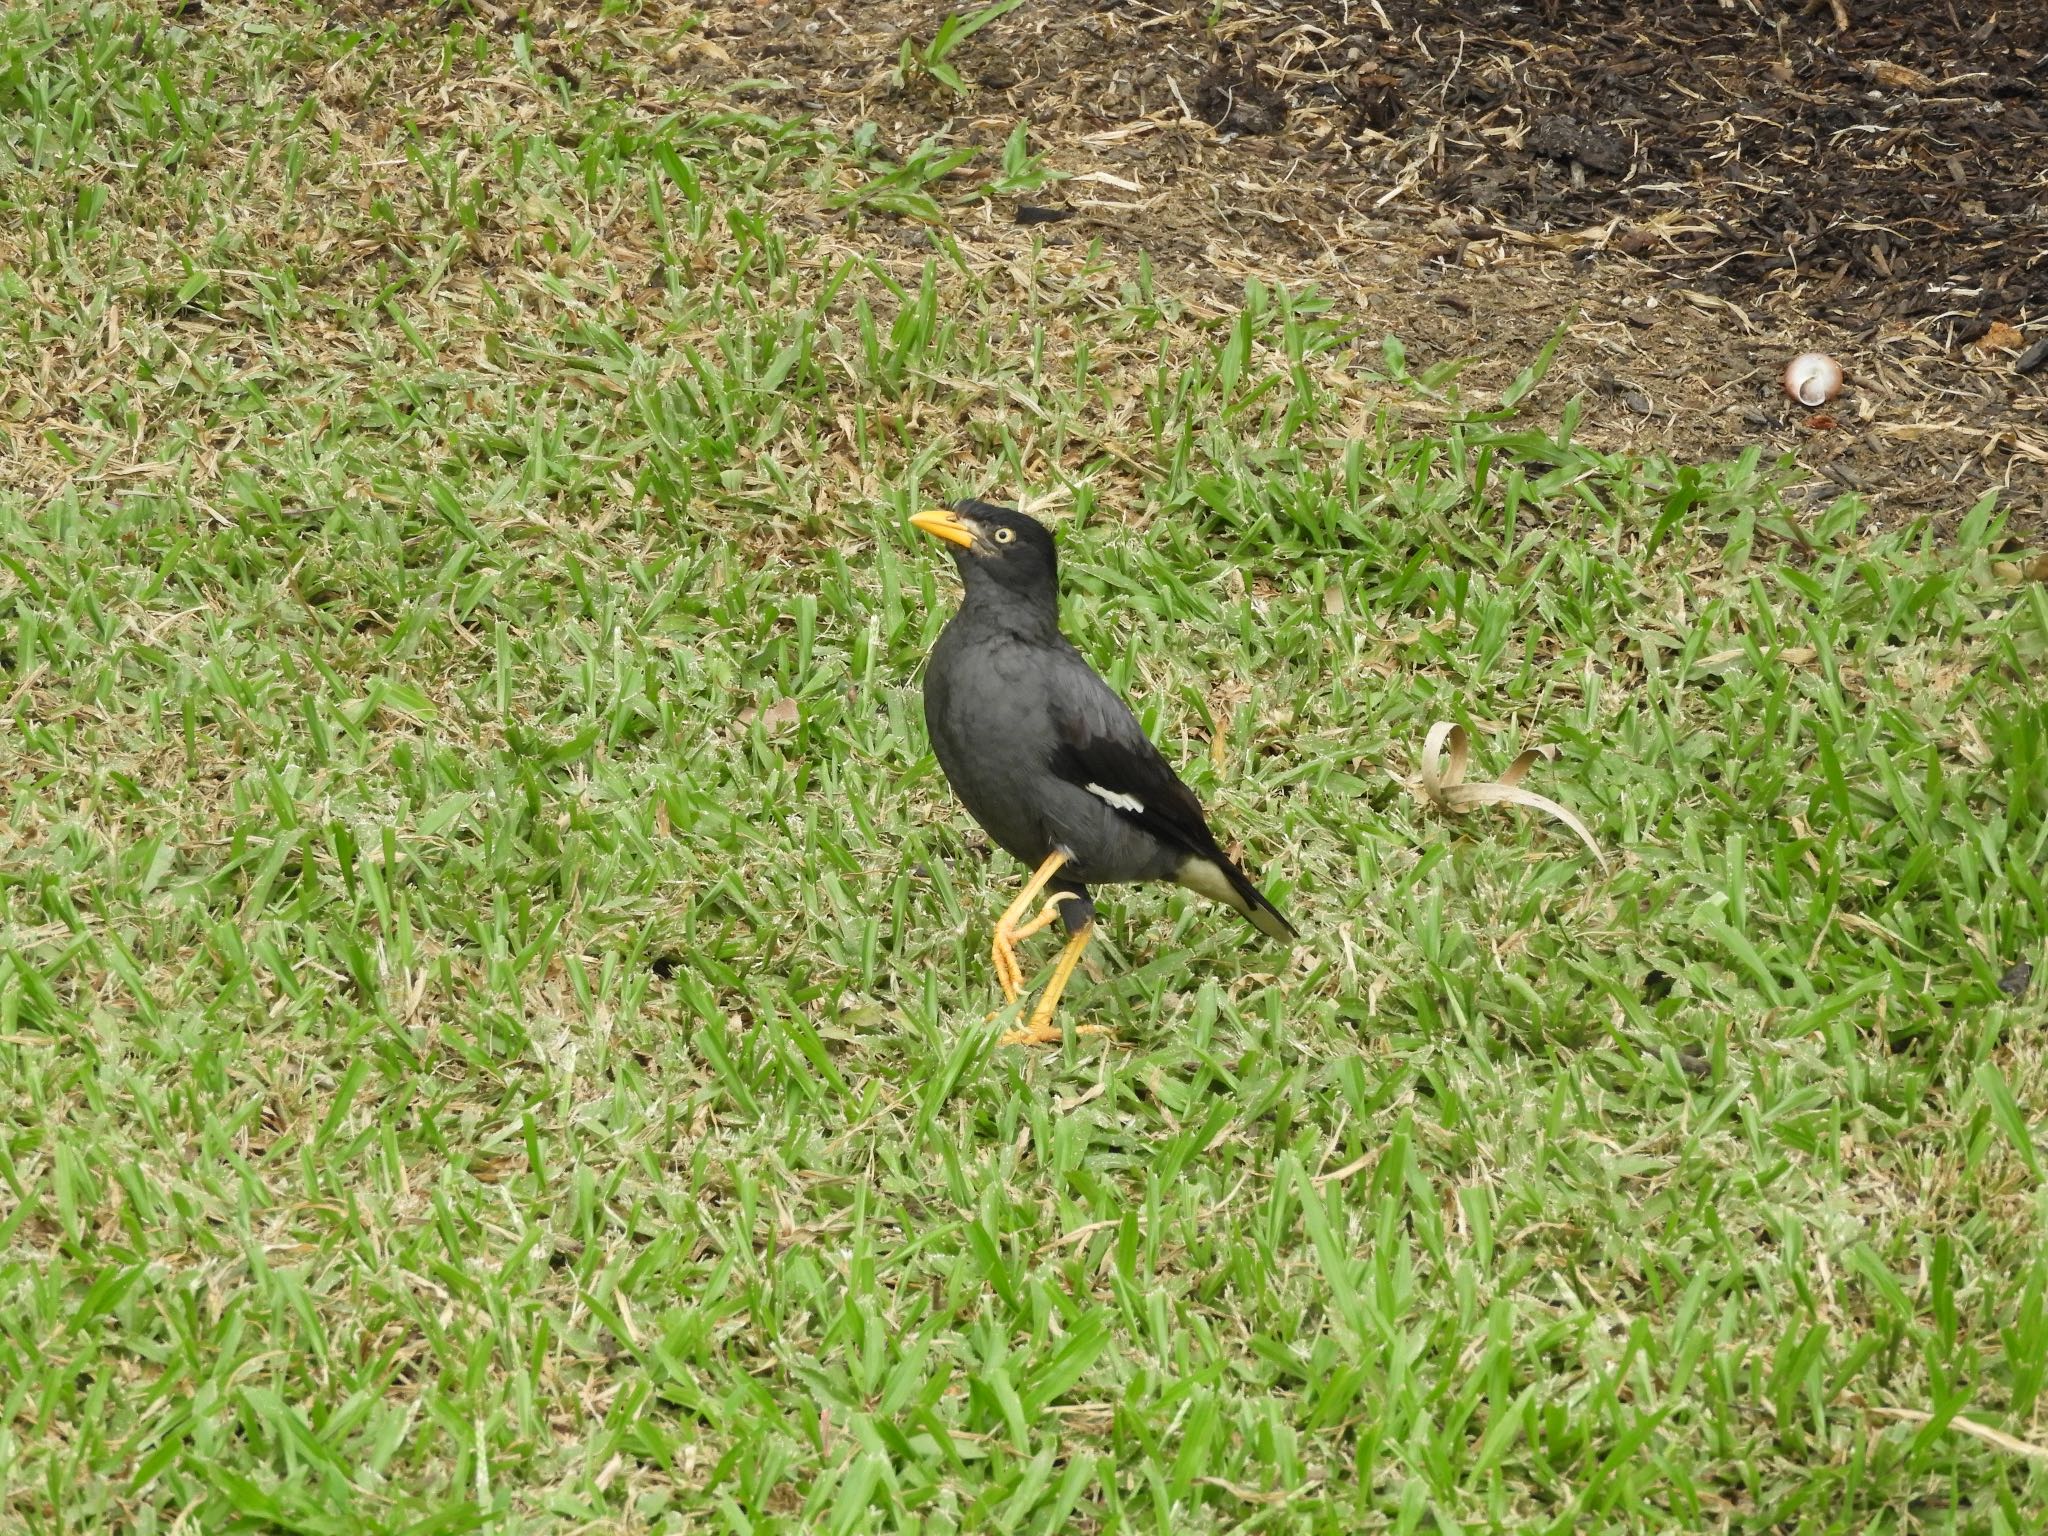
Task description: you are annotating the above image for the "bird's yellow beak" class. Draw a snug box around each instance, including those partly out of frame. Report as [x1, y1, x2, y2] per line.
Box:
[910, 506, 977, 550]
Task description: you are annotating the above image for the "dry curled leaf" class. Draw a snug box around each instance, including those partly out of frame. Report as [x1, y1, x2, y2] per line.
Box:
[1413, 722, 1611, 871]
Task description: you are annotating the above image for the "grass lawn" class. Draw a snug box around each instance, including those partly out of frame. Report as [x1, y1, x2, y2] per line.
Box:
[2, 2, 2046, 1531]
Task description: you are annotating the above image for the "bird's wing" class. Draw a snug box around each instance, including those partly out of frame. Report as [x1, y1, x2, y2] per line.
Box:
[1044, 669, 1221, 859]
[1045, 655, 1299, 943]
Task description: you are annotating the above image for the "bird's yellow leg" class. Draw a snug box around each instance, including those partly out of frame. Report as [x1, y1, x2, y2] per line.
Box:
[1000, 922, 1094, 1047]
[988, 895, 1082, 1020]
[990, 851, 1068, 1003]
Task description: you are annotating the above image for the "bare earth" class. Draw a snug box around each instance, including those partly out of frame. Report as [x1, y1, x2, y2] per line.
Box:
[659, 0, 2048, 535]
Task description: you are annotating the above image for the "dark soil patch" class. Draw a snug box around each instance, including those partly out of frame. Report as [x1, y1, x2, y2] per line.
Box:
[1411, 1, 2046, 327]
[669, 0, 2047, 537]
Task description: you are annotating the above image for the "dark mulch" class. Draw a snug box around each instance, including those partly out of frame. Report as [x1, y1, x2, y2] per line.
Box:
[1365, 0, 2048, 342]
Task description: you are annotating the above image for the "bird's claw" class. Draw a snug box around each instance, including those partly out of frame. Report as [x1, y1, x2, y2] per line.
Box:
[998, 1021, 1112, 1047]
[990, 892, 1078, 1003]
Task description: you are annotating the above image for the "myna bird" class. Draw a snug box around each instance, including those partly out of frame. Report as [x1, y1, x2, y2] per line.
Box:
[911, 500, 1297, 1045]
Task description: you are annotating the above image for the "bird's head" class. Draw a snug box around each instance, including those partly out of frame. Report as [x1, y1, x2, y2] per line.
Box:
[910, 500, 1059, 605]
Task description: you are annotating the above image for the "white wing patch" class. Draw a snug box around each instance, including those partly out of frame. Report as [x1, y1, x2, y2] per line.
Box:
[1085, 782, 1145, 815]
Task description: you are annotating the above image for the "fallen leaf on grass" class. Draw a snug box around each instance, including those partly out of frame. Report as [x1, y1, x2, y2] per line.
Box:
[1412, 721, 1610, 871]
[734, 697, 800, 737]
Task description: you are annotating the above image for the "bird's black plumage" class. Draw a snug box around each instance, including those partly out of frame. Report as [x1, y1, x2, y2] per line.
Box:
[915, 500, 1296, 944]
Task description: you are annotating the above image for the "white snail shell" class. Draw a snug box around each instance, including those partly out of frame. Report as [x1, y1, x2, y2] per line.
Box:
[1783, 352, 1843, 407]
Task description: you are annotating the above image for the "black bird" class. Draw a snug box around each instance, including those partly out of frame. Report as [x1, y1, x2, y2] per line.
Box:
[910, 500, 1297, 1044]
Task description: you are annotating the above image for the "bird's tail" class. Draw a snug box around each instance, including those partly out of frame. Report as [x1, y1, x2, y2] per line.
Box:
[1175, 854, 1299, 943]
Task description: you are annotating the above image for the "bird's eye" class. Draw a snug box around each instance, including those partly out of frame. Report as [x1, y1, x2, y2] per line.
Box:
[993, 527, 1015, 544]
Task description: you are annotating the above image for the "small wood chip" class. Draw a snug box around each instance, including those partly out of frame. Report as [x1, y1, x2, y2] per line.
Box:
[1863, 60, 1935, 93]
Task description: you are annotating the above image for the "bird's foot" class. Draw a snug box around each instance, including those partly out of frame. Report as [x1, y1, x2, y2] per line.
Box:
[998, 1020, 1112, 1047]
[994, 920, 1096, 1046]
[991, 892, 1080, 1002]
